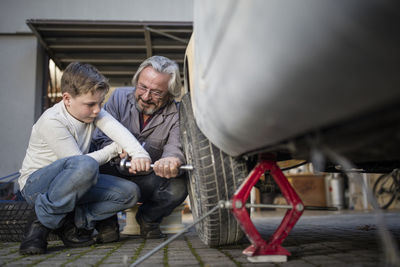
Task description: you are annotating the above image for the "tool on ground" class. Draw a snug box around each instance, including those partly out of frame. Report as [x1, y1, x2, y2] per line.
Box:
[130, 202, 222, 267]
[119, 157, 194, 171]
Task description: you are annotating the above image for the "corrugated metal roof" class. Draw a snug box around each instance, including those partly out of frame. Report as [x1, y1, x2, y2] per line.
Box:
[27, 19, 192, 86]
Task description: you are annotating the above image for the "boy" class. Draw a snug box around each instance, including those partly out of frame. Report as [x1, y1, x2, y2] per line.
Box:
[18, 62, 151, 255]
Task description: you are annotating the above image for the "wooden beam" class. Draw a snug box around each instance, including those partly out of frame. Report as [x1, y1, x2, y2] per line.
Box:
[144, 26, 153, 58]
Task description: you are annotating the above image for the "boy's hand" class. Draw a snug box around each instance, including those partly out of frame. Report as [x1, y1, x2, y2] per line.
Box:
[119, 150, 128, 159]
[128, 157, 151, 174]
[153, 157, 182, 179]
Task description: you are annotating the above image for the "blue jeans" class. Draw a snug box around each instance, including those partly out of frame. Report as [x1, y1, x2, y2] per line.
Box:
[99, 162, 188, 223]
[22, 155, 140, 230]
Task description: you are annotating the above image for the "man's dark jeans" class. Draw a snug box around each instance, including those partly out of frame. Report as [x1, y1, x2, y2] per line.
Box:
[99, 162, 188, 224]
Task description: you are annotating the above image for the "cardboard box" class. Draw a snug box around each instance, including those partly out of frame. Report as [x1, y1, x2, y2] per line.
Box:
[287, 174, 327, 207]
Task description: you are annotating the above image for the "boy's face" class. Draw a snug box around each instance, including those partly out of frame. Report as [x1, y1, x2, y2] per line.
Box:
[63, 90, 106, 123]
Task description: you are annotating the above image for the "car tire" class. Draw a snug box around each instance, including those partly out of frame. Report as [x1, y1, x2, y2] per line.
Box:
[180, 93, 248, 246]
[0, 201, 59, 242]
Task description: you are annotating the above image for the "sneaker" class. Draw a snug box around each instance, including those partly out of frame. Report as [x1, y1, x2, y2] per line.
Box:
[135, 212, 166, 239]
[95, 215, 120, 243]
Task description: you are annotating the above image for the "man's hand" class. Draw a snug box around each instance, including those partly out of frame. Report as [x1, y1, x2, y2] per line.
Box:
[128, 157, 151, 174]
[153, 157, 182, 178]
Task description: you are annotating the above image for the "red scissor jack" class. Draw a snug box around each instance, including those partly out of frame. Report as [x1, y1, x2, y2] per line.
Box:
[230, 160, 304, 262]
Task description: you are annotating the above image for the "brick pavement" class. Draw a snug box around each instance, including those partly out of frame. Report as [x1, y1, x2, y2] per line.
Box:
[1, 210, 399, 266]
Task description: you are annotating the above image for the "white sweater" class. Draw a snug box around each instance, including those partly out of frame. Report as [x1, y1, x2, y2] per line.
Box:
[18, 101, 150, 189]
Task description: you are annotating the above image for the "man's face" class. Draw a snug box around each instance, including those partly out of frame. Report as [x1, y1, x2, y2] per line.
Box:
[63, 90, 106, 123]
[134, 66, 171, 115]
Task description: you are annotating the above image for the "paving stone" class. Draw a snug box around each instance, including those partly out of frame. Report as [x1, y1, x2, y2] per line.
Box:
[1, 210, 400, 266]
[242, 261, 277, 267]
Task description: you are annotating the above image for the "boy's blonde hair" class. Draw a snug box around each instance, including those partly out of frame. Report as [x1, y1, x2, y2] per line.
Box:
[61, 62, 109, 97]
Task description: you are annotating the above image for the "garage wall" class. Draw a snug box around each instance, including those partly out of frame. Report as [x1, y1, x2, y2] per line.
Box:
[0, 35, 42, 176]
[0, 0, 193, 180]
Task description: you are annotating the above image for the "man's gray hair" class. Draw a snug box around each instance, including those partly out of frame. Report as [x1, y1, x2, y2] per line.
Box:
[132, 55, 182, 98]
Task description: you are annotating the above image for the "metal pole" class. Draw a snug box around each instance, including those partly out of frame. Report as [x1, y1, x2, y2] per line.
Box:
[130, 202, 222, 267]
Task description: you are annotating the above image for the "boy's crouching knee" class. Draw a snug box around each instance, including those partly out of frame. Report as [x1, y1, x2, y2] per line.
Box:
[122, 181, 141, 208]
[69, 155, 99, 185]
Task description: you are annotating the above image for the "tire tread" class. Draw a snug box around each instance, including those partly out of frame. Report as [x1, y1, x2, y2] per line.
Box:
[180, 94, 248, 246]
[0, 201, 59, 241]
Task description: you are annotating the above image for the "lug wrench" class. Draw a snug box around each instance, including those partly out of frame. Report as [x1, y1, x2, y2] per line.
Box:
[119, 157, 194, 171]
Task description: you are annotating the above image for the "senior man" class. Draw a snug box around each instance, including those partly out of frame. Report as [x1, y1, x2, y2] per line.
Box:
[92, 55, 187, 239]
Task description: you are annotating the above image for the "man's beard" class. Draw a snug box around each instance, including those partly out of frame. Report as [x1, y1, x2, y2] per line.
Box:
[135, 97, 159, 115]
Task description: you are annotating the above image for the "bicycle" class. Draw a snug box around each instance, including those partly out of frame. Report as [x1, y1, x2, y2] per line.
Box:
[373, 169, 400, 209]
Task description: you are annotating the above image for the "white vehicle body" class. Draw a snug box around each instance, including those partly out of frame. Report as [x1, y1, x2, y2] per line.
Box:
[189, 0, 400, 163]
[180, 0, 400, 247]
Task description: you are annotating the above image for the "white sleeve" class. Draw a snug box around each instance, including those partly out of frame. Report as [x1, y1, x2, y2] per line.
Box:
[86, 142, 120, 165]
[95, 109, 151, 160]
[37, 115, 123, 165]
[37, 117, 83, 158]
